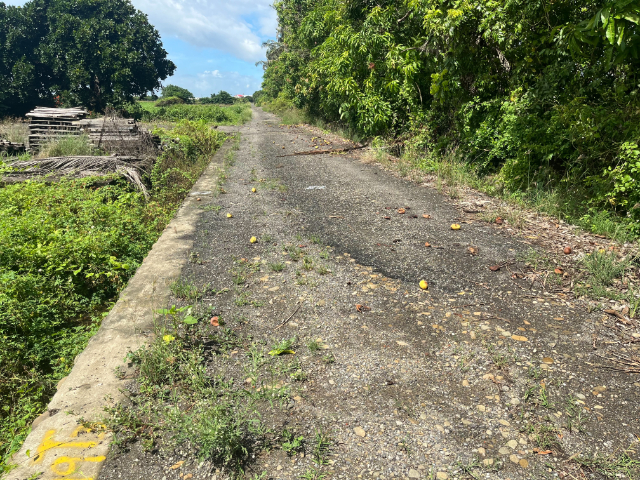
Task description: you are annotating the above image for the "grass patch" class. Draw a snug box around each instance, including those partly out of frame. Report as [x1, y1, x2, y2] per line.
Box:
[574, 448, 640, 479]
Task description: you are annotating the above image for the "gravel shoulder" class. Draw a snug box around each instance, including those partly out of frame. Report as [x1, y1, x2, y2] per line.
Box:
[98, 107, 640, 480]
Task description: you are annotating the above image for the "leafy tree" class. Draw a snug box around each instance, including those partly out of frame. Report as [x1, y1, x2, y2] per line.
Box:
[0, 0, 175, 115]
[200, 90, 234, 104]
[161, 84, 194, 103]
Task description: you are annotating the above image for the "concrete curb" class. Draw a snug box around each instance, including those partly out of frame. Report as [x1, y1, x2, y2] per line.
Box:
[6, 140, 233, 480]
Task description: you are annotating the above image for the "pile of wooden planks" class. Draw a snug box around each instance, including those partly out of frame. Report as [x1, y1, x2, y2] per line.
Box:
[25, 107, 156, 153]
[0, 140, 26, 155]
[26, 107, 89, 150]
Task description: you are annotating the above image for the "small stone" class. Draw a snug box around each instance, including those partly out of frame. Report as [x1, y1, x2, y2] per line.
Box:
[470, 331, 477, 339]
[507, 440, 518, 449]
[329, 380, 335, 385]
[277, 465, 283, 471]
[477, 405, 486, 412]
[499, 447, 510, 455]
[420, 413, 427, 420]
[510, 454, 519, 464]
[519, 459, 529, 468]
[436, 473, 448, 480]
[462, 419, 472, 426]
[499, 420, 510, 426]
[293, 396, 302, 402]
[408, 469, 420, 479]
[354, 427, 366, 437]
[482, 459, 493, 466]
[477, 447, 486, 456]
[510, 398, 520, 406]
[575, 393, 586, 400]
[462, 379, 470, 387]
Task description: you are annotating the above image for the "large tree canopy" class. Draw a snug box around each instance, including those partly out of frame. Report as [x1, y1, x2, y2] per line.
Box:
[0, 0, 175, 115]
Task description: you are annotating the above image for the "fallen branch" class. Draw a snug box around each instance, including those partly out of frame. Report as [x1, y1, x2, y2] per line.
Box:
[276, 145, 365, 157]
[275, 302, 302, 330]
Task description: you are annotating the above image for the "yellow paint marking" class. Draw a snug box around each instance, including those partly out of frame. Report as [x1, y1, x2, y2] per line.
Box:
[50, 455, 105, 477]
[33, 430, 98, 463]
[71, 424, 106, 438]
[51, 456, 81, 475]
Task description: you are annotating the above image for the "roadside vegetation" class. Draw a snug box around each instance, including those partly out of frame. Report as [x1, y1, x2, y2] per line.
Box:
[138, 101, 252, 124]
[256, 0, 640, 241]
[0, 117, 233, 473]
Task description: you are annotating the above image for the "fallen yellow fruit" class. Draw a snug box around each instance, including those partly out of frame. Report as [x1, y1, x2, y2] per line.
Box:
[226, 213, 233, 218]
[419, 280, 428, 290]
[451, 224, 461, 230]
[251, 187, 257, 193]
[250, 236, 257, 243]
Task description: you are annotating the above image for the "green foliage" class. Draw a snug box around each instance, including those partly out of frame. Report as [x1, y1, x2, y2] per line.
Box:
[155, 96, 186, 107]
[140, 102, 252, 124]
[262, 0, 640, 234]
[0, 0, 175, 115]
[200, 90, 234, 104]
[0, 116, 226, 472]
[161, 85, 194, 103]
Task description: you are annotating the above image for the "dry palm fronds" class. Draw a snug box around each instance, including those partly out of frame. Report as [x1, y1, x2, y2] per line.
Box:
[3, 155, 150, 197]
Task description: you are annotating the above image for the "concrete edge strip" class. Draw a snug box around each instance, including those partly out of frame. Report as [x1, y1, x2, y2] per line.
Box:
[6, 140, 235, 480]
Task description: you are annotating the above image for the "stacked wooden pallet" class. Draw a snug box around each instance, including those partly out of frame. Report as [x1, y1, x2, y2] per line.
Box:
[77, 118, 140, 147]
[25, 107, 89, 150]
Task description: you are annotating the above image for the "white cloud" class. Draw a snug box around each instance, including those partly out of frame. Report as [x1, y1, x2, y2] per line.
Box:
[203, 70, 222, 77]
[129, 0, 277, 62]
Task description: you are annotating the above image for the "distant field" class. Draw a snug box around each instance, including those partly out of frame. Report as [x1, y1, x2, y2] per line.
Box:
[138, 101, 252, 124]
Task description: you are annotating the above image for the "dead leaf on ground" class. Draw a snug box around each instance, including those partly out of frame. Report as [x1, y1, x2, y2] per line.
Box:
[356, 304, 371, 313]
[554, 267, 564, 274]
[425, 242, 431, 247]
[170, 461, 185, 470]
[533, 448, 553, 455]
[422, 214, 431, 219]
[384, 216, 391, 220]
[210, 316, 219, 327]
[495, 217, 504, 224]
[489, 265, 501, 271]
[397, 208, 406, 214]
[468, 246, 479, 256]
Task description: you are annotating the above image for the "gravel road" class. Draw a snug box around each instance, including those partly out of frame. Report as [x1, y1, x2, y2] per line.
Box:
[98, 106, 640, 480]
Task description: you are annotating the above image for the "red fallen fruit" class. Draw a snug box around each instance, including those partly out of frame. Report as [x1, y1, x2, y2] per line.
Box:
[489, 265, 501, 271]
[495, 217, 504, 224]
[563, 247, 572, 254]
[210, 316, 219, 327]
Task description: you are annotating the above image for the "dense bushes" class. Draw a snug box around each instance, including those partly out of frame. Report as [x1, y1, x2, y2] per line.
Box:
[0, 119, 226, 472]
[156, 96, 186, 107]
[261, 0, 640, 234]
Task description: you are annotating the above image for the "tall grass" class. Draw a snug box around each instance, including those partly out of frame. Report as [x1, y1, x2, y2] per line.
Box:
[0, 119, 28, 144]
[35, 134, 103, 158]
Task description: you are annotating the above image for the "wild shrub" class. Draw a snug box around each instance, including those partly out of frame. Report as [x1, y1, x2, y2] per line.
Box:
[155, 96, 185, 107]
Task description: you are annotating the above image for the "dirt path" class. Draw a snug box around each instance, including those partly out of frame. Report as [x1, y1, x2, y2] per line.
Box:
[98, 107, 640, 480]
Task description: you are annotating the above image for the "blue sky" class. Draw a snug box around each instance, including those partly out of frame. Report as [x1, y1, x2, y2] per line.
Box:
[4, 0, 276, 97]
